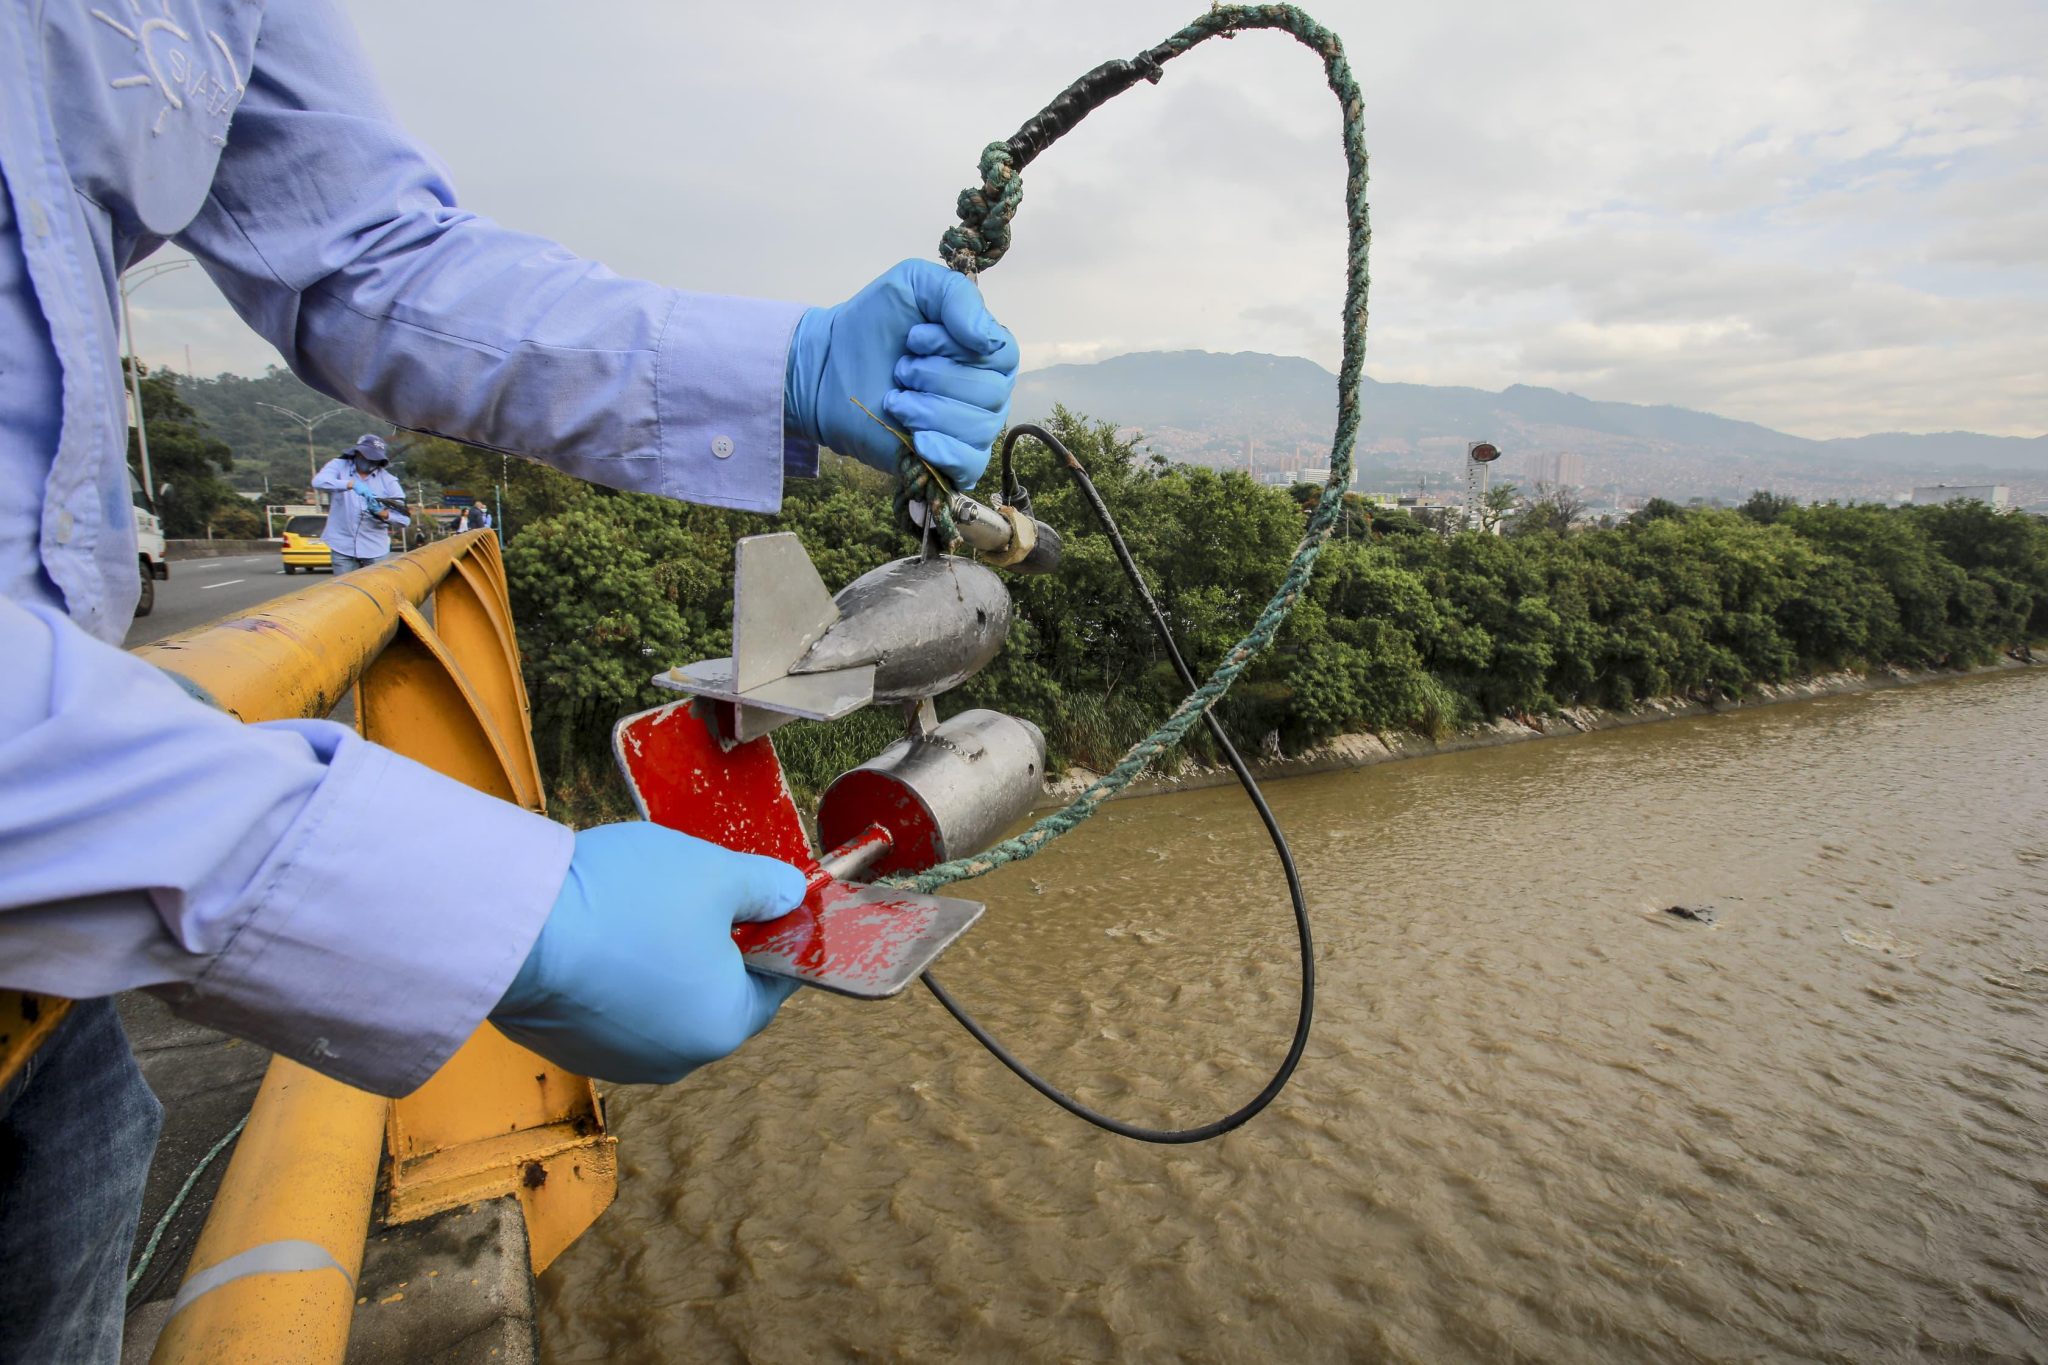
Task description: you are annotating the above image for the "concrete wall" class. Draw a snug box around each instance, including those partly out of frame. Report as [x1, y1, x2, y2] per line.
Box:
[165, 539, 279, 560]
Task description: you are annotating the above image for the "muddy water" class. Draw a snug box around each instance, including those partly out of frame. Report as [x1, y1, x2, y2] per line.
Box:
[540, 671, 2048, 1363]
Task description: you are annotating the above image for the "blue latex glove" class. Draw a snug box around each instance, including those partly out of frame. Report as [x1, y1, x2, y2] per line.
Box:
[490, 822, 806, 1083]
[350, 477, 377, 500]
[786, 259, 1020, 488]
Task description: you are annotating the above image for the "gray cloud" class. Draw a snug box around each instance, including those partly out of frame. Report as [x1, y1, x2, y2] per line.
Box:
[125, 0, 2045, 439]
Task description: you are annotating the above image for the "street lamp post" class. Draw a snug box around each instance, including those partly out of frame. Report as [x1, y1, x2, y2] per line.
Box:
[118, 258, 192, 502]
[255, 402, 354, 488]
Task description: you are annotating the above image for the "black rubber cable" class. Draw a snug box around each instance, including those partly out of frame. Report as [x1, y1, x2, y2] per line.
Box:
[919, 423, 1316, 1144]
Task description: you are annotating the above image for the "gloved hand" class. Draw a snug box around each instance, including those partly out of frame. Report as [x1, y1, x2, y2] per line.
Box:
[490, 822, 806, 1083]
[786, 259, 1019, 488]
[351, 478, 378, 501]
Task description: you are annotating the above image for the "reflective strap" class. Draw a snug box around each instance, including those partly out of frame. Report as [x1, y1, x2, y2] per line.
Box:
[167, 1238, 354, 1319]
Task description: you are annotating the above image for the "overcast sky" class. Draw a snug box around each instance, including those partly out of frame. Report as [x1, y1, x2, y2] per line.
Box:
[127, 1, 2046, 439]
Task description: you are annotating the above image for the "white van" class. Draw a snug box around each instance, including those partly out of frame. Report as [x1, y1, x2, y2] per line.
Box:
[131, 468, 168, 616]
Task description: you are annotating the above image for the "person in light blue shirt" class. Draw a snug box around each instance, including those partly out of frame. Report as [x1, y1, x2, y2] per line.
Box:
[311, 433, 410, 571]
[0, 2, 1018, 1358]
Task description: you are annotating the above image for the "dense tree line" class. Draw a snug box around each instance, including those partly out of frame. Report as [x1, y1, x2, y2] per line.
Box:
[125, 362, 265, 539]
[478, 407, 2048, 816]
[170, 366, 378, 495]
[118, 373, 2047, 813]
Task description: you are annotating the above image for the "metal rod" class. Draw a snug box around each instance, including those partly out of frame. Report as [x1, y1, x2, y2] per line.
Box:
[118, 280, 155, 503]
[117, 258, 193, 506]
[943, 492, 1017, 555]
[255, 402, 353, 488]
[816, 823, 894, 883]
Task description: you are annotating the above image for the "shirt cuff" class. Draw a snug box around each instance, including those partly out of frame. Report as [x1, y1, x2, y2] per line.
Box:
[657, 291, 809, 514]
[156, 732, 573, 1096]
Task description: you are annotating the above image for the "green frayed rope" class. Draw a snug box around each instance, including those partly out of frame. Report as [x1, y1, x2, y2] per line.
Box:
[885, 4, 1369, 894]
[127, 1112, 249, 1297]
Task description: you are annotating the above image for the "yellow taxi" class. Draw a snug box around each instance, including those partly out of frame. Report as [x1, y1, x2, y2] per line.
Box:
[280, 514, 333, 574]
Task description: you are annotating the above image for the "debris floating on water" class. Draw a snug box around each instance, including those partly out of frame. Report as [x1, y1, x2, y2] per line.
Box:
[1664, 904, 1717, 924]
[1841, 928, 1920, 959]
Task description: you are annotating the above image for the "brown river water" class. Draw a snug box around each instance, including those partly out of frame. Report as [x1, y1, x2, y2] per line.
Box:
[540, 670, 2048, 1363]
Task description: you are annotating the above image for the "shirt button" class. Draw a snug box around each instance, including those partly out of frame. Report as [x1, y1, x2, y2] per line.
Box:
[711, 435, 735, 460]
[54, 509, 73, 544]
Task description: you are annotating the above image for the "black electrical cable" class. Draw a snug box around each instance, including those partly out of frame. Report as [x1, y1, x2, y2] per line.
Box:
[919, 423, 1316, 1144]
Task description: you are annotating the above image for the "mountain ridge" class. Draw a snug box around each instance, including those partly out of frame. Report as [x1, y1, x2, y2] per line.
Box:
[1011, 350, 2047, 481]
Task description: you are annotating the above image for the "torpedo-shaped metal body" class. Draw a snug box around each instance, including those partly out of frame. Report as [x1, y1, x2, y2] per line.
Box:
[793, 555, 1011, 701]
[653, 533, 1011, 740]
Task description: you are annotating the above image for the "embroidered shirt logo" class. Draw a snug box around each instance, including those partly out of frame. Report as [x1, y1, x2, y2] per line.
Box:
[93, 0, 245, 140]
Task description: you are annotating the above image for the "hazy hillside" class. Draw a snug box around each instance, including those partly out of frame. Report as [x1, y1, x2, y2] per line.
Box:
[1011, 350, 2046, 501]
[1820, 431, 2048, 471]
[169, 366, 379, 496]
[162, 350, 2044, 507]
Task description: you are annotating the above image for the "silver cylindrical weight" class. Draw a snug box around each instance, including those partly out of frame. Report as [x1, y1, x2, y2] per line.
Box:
[817, 709, 1047, 878]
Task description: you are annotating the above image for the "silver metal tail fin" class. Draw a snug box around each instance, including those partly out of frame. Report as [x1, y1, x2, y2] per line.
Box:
[653, 532, 875, 740]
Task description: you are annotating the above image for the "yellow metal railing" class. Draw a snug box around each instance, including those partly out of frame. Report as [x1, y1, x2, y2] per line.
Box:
[1, 532, 614, 1361]
[0, 991, 71, 1093]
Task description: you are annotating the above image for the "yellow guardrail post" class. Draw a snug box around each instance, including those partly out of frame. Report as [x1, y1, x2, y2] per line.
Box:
[97, 531, 617, 1363]
[145, 1061, 385, 1363]
[355, 540, 613, 1272]
[0, 991, 72, 1092]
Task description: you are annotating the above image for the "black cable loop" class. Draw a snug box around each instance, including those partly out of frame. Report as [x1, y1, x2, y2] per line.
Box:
[921, 425, 1316, 1144]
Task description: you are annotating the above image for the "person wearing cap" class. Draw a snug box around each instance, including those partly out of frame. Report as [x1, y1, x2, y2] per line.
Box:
[311, 434, 412, 573]
[0, 2, 1019, 1358]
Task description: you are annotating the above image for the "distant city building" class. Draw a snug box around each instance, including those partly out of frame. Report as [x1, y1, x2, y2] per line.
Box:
[1464, 440, 1502, 530]
[1527, 451, 1586, 487]
[1911, 483, 2011, 510]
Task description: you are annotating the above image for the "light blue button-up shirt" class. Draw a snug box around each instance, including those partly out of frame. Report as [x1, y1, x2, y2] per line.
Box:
[1, 0, 816, 1095]
[310, 457, 408, 560]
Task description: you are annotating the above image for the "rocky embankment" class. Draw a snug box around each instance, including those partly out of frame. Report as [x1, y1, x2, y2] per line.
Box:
[1036, 656, 2038, 808]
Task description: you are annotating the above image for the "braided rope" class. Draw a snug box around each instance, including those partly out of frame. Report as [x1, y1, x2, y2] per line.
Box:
[893, 455, 956, 546]
[884, 4, 1369, 894]
[940, 143, 1024, 275]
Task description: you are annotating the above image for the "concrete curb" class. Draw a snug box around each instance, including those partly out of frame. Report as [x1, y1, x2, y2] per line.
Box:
[165, 539, 279, 560]
[345, 1198, 537, 1365]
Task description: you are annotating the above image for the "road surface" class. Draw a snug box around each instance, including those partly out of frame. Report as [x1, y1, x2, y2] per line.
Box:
[123, 551, 329, 647]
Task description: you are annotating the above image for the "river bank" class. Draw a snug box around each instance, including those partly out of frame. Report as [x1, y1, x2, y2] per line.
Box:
[546, 632, 2048, 1364]
[1038, 653, 2041, 808]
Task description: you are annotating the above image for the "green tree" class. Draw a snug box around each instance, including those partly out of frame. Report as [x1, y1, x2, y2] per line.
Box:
[1632, 497, 1684, 524]
[481, 399, 2048, 815]
[127, 362, 258, 537]
[1479, 480, 1519, 533]
[393, 434, 592, 538]
[173, 366, 378, 496]
[1739, 490, 1798, 525]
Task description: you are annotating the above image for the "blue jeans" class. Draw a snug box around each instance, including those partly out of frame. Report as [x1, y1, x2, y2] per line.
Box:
[330, 551, 383, 575]
[0, 999, 161, 1364]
